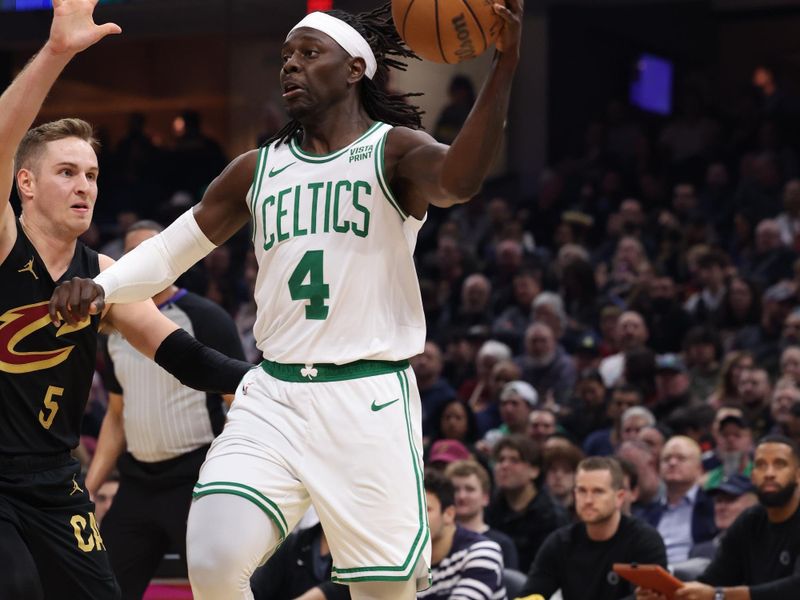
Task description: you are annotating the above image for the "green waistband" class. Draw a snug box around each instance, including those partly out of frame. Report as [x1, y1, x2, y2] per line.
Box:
[260, 358, 409, 383]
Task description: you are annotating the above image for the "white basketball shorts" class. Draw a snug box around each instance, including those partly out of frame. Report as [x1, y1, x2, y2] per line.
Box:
[192, 359, 431, 588]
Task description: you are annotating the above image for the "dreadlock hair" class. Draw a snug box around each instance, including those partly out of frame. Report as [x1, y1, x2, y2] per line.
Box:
[266, 2, 424, 147]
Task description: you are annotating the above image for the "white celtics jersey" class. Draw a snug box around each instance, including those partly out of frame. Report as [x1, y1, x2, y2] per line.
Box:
[247, 121, 426, 364]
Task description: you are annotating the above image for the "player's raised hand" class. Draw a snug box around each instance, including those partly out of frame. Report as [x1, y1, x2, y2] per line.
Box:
[47, 0, 122, 56]
[493, 0, 522, 57]
[49, 277, 106, 326]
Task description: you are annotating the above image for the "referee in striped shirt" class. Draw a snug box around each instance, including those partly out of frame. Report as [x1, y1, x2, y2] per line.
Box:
[85, 220, 247, 600]
[420, 469, 507, 600]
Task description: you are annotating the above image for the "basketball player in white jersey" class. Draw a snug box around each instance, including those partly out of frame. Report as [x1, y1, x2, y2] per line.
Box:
[50, 2, 523, 598]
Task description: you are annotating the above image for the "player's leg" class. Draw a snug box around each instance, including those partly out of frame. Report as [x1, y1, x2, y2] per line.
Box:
[348, 579, 418, 600]
[19, 461, 121, 600]
[186, 494, 281, 600]
[186, 367, 312, 599]
[304, 366, 431, 589]
[0, 518, 44, 600]
[101, 479, 168, 600]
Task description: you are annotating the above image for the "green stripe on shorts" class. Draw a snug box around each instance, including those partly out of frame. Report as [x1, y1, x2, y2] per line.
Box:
[192, 481, 288, 539]
[331, 369, 429, 582]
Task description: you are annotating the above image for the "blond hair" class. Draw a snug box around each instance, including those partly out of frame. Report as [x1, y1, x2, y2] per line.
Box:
[14, 118, 99, 174]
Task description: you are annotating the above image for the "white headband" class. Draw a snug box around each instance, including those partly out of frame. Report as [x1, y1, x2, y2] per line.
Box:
[289, 12, 377, 80]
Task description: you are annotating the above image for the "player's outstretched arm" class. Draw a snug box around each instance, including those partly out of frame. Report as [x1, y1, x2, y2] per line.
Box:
[0, 0, 120, 244]
[387, 0, 522, 216]
[49, 151, 257, 324]
[51, 253, 252, 393]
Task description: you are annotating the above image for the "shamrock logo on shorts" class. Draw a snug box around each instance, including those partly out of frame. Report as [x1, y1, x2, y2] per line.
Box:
[301, 364, 319, 380]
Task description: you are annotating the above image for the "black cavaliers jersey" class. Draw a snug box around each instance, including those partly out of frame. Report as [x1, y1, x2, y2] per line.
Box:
[0, 220, 101, 455]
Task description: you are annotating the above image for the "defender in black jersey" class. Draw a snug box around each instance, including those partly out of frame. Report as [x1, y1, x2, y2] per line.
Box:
[0, 4, 250, 599]
[0, 220, 102, 456]
[0, 222, 118, 599]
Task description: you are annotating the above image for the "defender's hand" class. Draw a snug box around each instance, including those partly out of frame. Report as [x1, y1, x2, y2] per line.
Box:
[49, 277, 105, 326]
[493, 0, 523, 58]
[47, 0, 122, 56]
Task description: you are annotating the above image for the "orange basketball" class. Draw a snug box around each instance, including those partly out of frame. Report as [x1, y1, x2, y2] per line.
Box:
[392, 0, 502, 64]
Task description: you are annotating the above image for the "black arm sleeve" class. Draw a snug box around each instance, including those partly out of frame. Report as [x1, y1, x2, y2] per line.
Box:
[183, 295, 247, 361]
[154, 329, 251, 394]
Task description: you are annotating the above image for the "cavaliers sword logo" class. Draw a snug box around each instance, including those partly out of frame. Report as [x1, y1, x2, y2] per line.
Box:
[0, 302, 91, 374]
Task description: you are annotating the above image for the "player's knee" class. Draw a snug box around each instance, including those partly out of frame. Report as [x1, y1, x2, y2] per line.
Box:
[188, 545, 253, 599]
[187, 528, 258, 598]
[186, 494, 279, 598]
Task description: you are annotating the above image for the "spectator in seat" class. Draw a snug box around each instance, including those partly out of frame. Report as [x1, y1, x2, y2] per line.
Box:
[411, 340, 457, 438]
[560, 368, 609, 443]
[599, 311, 649, 387]
[737, 366, 775, 440]
[486, 435, 569, 572]
[645, 436, 717, 566]
[690, 474, 758, 560]
[428, 398, 480, 452]
[521, 457, 666, 600]
[419, 470, 506, 600]
[637, 435, 800, 599]
[703, 411, 754, 490]
[445, 459, 519, 570]
[617, 440, 665, 521]
[584, 385, 643, 457]
[527, 408, 558, 447]
[516, 322, 576, 406]
[542, 437, 585, 515]
[770, 376, 800, 437]
[707, 350, 754, 409]
[480, 381, 538, 453]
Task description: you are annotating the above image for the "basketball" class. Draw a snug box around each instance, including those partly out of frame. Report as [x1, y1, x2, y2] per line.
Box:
[392, 0, 502, 64]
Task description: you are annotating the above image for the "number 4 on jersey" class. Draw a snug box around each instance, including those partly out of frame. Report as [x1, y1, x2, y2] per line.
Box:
[288, 250, 330, 320]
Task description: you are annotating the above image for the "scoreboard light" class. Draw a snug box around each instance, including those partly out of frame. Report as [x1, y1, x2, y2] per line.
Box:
[306, 0, 333, 13]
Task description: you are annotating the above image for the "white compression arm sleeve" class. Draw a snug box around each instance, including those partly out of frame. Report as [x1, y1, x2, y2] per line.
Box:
[94, 209, 217, 304]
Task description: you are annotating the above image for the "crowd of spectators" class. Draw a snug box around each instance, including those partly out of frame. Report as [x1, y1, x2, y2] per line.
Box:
[73, 64, 800, 598]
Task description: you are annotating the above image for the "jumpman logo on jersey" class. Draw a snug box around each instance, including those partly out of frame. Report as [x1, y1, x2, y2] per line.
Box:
[17, 257, 38, 280]
[70, 475, 83, 496]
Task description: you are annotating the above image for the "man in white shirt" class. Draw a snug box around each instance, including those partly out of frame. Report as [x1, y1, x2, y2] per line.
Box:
[599, 311, 649, 387]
